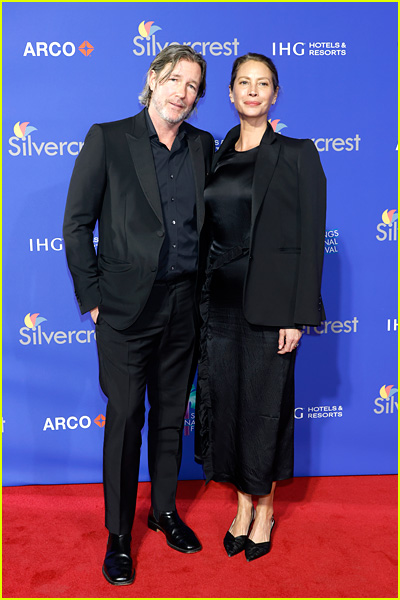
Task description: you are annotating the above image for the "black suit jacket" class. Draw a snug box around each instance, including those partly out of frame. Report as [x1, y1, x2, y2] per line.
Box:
[206, 122, 326, 327]
[63, 110, 214, 330]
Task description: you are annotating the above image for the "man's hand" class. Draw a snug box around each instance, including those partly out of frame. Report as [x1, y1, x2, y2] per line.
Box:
[277, 328, 302, 354]
[90, 307, 99, 324]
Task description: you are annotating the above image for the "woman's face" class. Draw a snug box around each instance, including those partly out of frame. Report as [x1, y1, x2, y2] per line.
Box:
[229, 60, 278, 121]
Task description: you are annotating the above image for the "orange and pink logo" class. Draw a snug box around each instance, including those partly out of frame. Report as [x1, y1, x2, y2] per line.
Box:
[138, 20, 162, 37]
[381, 209, 398, 225]
[14, 121, 37, 140]
[379, 385, 397, 399]
[269, 118, 287, 133]
[24, 313, 47, 329]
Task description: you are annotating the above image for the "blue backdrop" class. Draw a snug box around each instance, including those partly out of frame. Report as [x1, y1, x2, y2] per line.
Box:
[3, 2, 398, 486]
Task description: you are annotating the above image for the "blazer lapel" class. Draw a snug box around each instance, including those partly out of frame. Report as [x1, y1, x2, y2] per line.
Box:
[211, 122, 280, 228]
[187, 133, 205, 233]
[125, 111, 163, 224]
[251, 125, 280, 228]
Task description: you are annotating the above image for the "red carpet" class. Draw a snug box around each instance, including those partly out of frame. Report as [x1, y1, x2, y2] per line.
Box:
[2, 476, 397, 598]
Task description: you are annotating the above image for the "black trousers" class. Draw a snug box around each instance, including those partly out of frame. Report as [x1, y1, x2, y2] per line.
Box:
[95, 277, 197, 535]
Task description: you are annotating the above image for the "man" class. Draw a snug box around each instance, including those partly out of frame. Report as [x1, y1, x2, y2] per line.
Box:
[63, 45, 214, 585]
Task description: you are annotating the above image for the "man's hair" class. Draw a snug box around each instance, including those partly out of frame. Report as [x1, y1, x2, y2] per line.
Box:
[139, 44, 207, 113]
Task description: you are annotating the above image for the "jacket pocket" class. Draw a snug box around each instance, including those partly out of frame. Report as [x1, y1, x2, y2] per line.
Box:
[98, 254, 132, 272]
[279, 247, 301, 254]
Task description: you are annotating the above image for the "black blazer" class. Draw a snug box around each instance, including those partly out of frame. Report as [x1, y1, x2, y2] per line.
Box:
[63, 109, 214, 330]
[207, 122, 326, 328]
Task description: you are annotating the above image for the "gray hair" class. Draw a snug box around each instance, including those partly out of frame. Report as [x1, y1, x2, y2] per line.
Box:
[139, 44, 207, 113]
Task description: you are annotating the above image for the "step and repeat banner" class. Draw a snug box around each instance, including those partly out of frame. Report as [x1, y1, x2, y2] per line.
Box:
[3, 2, 397, 486]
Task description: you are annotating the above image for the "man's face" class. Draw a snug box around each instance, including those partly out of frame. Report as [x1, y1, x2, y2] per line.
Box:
[149, 59, 202, 125]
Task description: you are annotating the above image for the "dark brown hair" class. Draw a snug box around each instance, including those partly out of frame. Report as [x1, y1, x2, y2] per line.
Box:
[139, 44, 207, 111]
[230, 53, 279, 91]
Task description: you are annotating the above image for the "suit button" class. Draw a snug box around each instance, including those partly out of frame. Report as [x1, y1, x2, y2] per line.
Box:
[157, 230, 164, 237]
[151, 267, 157, 272]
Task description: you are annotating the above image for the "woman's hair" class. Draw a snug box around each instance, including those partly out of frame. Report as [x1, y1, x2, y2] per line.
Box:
[230, 53, 279, 91]
[139, 44, 207, 111]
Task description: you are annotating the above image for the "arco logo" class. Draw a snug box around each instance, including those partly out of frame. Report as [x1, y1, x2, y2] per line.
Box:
[43, 414, 106, 431]
[269, 118, 287, 133]
[23, 40, 94, 57]
[138, 20, 162, 37]
[78, 41, 94, 57]
[94, 414, 106, 427]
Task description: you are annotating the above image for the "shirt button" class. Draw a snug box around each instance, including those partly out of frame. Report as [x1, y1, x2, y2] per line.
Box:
[170, 174, 174, 179]
[172, 244, 177, 249]
[171, 197, 175, 202]
[171, 266, 175, 271]
[172, 220, 176, 225]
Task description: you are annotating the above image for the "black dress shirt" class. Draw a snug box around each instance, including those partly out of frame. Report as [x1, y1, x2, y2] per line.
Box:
[145, 109, 198, 281]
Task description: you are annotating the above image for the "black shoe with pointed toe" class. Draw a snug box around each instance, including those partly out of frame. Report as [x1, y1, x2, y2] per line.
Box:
[148, 508, 202, 553]
[102, 533, 135, 586]
[245, 517, 275, 562]
[223, 509, 255, 557]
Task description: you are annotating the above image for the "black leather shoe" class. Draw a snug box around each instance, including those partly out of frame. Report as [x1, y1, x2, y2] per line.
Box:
[148, 508, 202, 553]
[245, 517, 275, 562]
[102, 533, 135, 586]
[223, 508, 255, 557]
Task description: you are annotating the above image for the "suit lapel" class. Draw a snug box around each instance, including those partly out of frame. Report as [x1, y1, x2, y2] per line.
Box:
[125, 111, 163, 224]
[212, 122, 281, 228]
[187, 133, 205, 232]
[251, 126, 280, 228]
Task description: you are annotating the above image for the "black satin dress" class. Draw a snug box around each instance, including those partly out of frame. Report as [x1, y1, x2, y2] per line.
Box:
[196, 145, 295, 496]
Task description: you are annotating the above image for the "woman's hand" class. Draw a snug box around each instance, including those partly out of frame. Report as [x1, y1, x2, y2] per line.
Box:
[90, 306, 99, 324]
[277, 328, 302, 354]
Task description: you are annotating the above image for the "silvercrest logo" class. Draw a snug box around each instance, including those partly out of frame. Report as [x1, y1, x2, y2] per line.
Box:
[132, 20, 239, 57]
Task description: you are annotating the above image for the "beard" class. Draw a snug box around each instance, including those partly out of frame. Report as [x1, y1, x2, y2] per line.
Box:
[151, 93, 192, 124]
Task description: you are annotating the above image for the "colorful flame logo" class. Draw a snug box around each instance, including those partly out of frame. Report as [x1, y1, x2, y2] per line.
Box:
[138, 20, 162, 37]
[381, 209, 398, 225]
[14, 121, 37, 139]
[269, 118, 287, 133]
[24, 313, 47, 329]
[379, 385, 398, 399]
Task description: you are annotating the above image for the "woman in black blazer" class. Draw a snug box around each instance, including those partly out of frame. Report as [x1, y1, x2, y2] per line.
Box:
[196, 53, 326, 562]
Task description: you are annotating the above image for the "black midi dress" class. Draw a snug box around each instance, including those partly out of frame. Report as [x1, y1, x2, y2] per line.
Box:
[196, 145, 296, 496]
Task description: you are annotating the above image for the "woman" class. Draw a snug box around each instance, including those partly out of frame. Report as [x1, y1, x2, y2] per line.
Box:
[196, 54, 326, 562]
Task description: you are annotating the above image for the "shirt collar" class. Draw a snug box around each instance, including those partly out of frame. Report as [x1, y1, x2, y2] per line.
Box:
[145, 107, 186, 142]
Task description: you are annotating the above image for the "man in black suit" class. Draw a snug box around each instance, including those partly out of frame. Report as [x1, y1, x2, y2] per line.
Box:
[63, 45, 214, 586]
